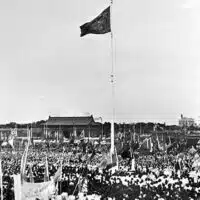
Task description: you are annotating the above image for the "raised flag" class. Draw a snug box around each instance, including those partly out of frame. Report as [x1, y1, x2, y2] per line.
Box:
[80, 6, 111, 37]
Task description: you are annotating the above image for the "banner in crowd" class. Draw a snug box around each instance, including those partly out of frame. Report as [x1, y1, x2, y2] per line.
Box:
[14, 174, 55, 200]
[21, 180, 55, 200]
[14, 174, 22, 200]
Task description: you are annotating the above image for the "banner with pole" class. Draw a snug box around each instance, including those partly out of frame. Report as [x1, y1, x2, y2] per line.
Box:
[20, 127, 31, 183]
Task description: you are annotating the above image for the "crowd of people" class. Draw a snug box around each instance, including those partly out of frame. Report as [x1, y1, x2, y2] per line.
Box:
[1, 137, 200, 200]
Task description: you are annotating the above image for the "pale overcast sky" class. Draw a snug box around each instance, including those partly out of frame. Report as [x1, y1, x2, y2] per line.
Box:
[0, 0, 200, 124]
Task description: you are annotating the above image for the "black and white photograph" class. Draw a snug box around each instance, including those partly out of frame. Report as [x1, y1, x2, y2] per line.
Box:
[0, 0, 200, 199]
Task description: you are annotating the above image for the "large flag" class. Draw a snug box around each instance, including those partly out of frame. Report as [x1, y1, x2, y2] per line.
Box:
[80, 6, 111, 37]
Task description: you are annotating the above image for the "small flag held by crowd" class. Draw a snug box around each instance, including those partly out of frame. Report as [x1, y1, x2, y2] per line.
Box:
[29, 164, 34, 183]
[44, 156, 49, 182]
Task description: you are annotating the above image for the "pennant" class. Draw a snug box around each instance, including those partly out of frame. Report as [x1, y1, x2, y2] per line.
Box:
[80, 6, 111, 37]
[8, 134, 14, 148]
[99, 152, 111, 169]
[11, 128, 17, 137]
[29, 164, 34, 183]
[156, 135, 162, 151]
[80, 130, 85, 139]
[53, 167, 62, 183]
[53, 146, 65, 183]
[44, 156, 49, 182]
[20, 131, 31, 183]
[166, 136, 172, 149]
[140, 138, 148, 149]
[149, 137, 153, 152]
[153, 124, 157, 132]
[133, 132, 136, 143]
[20, 148, 26, 182]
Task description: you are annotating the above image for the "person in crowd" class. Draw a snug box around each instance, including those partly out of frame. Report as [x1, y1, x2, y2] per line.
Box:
[1, 140, 200, 200]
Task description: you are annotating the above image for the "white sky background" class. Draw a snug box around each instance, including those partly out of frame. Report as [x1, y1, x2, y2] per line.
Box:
[0, 0, 200, 124]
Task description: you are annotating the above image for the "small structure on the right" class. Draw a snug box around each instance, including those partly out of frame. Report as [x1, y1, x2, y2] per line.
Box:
[179, 114, 196, 127]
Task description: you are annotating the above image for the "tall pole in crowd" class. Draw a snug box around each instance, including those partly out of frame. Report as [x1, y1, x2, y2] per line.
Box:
[0, 150, 3, 200]
[110, 0, 115, 159]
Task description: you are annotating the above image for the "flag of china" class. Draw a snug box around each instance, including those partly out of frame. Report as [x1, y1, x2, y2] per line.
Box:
[80, 6, 111, 37]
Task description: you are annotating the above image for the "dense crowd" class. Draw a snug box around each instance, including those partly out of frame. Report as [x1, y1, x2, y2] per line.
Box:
[1, 140, 200, 200]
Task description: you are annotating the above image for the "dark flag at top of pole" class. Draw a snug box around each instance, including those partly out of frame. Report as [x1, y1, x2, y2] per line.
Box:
[80, 6, 111, 37]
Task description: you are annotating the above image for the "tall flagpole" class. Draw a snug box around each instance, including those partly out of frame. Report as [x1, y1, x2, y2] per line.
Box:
[110, 0, 115, 159]
[0, 153, 3, 200]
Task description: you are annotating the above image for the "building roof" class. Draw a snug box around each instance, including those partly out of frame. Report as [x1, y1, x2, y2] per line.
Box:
[46, 115, 98, 126]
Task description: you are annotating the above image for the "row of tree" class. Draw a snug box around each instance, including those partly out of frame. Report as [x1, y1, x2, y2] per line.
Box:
[0, 121, 200, 138]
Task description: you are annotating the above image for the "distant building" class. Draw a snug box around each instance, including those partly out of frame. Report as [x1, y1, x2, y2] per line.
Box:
[179, 114, 196, 127]
[45, 115, 102, 139]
